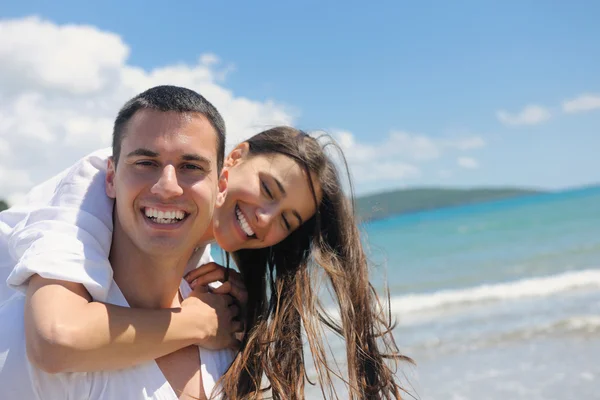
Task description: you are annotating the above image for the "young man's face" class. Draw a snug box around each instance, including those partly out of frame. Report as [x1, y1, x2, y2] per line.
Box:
[106, 109, 219, 258]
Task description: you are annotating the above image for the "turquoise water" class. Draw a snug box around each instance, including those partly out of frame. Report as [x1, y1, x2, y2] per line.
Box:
[357, 186, 600, 399]
[365, 186, 600, 295]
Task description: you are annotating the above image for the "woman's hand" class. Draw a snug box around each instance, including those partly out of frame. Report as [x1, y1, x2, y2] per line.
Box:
[181, 284, 244, 350]
[185, 262, 248, 313]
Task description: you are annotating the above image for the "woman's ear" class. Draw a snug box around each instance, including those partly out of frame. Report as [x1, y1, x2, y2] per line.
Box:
[216, 169, 228, 207]
[223, 142, 250, 168]
[105, 157, 117, 199]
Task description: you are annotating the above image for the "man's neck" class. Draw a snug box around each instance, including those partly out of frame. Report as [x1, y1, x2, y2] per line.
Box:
[109, 227, 196, 309]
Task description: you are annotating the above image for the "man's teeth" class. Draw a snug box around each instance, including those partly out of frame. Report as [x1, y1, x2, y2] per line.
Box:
[144, 207, 185, 224]
[236, 207, 255, 237]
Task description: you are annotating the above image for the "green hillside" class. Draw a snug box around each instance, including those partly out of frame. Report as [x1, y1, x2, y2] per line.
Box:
[0, 200, 7, 212]
[354, 187, 543, 221]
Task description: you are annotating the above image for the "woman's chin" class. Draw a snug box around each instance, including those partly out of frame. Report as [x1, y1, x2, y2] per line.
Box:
[213, 236, 240, 253]
[221, 244, 238, 252]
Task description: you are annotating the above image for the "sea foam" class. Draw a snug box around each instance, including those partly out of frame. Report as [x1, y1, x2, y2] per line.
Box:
[390, 268, 600, 315]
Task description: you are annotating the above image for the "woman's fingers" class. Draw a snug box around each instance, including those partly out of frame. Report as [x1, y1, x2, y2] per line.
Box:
[184, 262, 222, 282]
[190, 270, 227, 287]
[232, 320, 244, 334]
[228, 304, 240, 319]
[185, 262, 243, 286]
[210, 281, 249, 307]
[188, 270, 244, 292]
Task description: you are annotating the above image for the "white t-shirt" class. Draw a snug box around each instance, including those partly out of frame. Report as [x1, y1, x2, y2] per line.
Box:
[0, 274, 235, 400]
[0, 147, 234, 398]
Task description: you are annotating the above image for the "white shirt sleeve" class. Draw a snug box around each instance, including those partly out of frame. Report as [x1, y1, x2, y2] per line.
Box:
[0, 207, 29, 303]
[5, 148, 115, 302]
[0, 163, 77, 303]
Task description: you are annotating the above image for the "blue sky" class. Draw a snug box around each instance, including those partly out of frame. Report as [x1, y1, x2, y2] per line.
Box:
[1, 1, 599, 199]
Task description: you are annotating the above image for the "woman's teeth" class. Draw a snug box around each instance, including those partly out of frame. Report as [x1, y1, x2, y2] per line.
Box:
[144, 207, 186, 224]
[236, 206, 255, 237]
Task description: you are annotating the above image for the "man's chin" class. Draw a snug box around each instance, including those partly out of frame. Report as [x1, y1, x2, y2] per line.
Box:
[136, 237, 186, 254]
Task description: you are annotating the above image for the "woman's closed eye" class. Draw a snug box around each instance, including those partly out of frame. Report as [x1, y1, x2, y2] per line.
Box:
[261, 180, 273, 199]
[282, 214, 291, 231]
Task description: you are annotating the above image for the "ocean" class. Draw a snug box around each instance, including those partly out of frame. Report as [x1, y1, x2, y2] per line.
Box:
[355, 185, 600, 400]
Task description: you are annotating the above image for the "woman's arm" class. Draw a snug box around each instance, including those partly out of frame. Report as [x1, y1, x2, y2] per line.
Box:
[25, 275, 242, 373]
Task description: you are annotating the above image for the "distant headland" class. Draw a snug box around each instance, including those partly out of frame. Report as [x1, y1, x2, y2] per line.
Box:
[354, 187, 545, 222]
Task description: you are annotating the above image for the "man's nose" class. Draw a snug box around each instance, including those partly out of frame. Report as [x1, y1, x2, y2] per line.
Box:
[151, 165, 183, 198]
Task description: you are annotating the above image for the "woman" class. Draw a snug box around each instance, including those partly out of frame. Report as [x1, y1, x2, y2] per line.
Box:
[6, 127, 411, 398]
[217, 127, 413, 399]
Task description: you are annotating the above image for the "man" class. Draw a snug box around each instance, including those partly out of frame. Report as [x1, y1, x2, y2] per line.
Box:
[0, 86, 239, 399]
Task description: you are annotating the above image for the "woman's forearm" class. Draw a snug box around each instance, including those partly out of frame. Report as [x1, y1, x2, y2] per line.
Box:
[51, 303, 200, 372]
[25, 276, 208, 373]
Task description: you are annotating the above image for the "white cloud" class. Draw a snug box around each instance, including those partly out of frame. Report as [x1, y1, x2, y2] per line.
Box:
[333, 130, 377, 163]
[496, 104, 551, 126]
[0, 16, 129, 95]
[0, 138, 9, 158]
[199, 53, 220, 66]
[562, 94, 600, 114]
[387, 131, 441, 161]
[445, 136, 486, 150]
[330, 129, 485, 186]
[353, 161, 421, 182]
[0, 168, 34, 200]
[0, 16, 294, 202]
[457, 157, 479, 169]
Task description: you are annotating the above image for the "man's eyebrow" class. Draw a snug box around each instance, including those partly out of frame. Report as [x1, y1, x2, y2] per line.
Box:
[126, 148, 158, 158]
[181, 153, 211, 164]
[125, 149, 211, 165]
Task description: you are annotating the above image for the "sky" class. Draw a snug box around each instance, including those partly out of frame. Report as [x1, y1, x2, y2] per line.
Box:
[1, 1, 599, 204]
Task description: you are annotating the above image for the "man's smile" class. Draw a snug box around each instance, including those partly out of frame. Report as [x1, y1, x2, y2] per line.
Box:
[142, 206, 190, 225]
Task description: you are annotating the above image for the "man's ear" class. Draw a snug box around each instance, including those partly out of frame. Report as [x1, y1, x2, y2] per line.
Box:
[216, 169, 228, 207]
[223, 142, 250, 168]
[106, 157, 117, 199]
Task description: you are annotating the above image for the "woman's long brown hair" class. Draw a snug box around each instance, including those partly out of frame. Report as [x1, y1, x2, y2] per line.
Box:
[216, 127, 413, 399]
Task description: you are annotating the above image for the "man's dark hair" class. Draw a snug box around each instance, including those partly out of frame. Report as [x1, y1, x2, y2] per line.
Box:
[112, 85, 226, 170]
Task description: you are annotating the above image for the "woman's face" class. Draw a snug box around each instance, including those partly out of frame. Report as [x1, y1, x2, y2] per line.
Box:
[212, 143, 321, 252]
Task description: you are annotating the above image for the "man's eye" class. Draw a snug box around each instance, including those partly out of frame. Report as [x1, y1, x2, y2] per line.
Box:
[136, 160, 155, 167]
[261, 181, 273, 199]
[182, 164, 204, 171]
